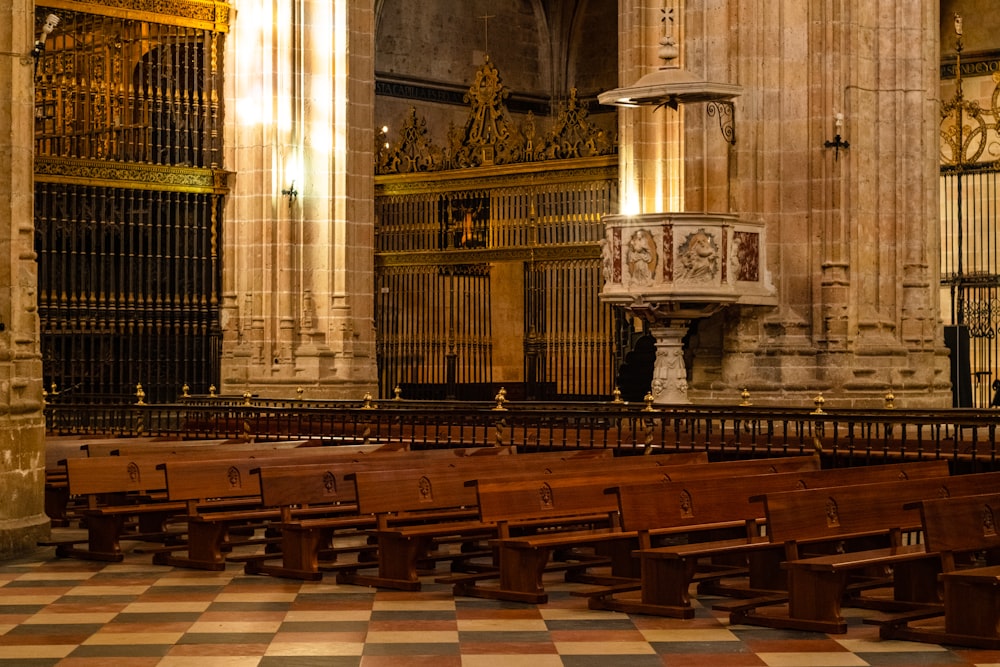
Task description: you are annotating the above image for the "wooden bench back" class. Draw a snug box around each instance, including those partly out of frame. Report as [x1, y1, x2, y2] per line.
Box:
[98, 440, 313, 458]
[158, 445, 517, 505]
[245, 446, 564, 508]
[255, 449, 643, 511]
[919, 491, 1000, 556]
[254, 450, 527, 509]
[45, 436, 185, 467]
[352, 466, 484, 515]
[65, 454, 170, 498]
[109, 442, 515, 459]
[657, 454, 819, 481]
[473, 470, 654, 527]
[82, 438, 250, 457]
[68, 446, 359, 497]
[614, 459, 952, 533]
[471, 455, 819, 527]
[68, 444, 412, 498]
[762, 471, 1000, 544]
[160, 457, 303, 504]
[348, 451, 702, 516]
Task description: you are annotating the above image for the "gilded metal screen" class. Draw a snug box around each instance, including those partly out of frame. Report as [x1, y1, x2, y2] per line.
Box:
[375, 56, 621, 401]
[376, 162, 619, 401]
[33, 3, 228, 403]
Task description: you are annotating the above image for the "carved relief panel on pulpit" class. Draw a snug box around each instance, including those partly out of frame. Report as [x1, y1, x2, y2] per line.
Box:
[601, 213, 770, 307]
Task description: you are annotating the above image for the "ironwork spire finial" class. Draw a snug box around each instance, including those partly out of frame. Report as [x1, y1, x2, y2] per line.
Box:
[479, 12, 496, 56]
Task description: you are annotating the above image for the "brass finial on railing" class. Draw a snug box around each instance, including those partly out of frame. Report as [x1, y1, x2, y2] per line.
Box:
[50, 382, 58, 397]
[296, 386, 304, 400]
[393, 384, 403, 400]
[642, 391, 655, 412]
[362, 392, 376, 409]
[209, 384, 217, 397]
[812, 392, 825, 414]
[135, 383, 146, 406]
[243, 390, 253, 406]
[740, 387, 751, 406]
[181, 383, 190, 398]
[493, 387, 508, 411]
[611, 387, 623, 403]
[884, 389, 895, 409]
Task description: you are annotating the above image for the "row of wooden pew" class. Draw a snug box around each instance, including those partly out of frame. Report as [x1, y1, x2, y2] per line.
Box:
[43, 434, 308, 526]
[41, 436, 1000, 649]
[42, 436, 502, 564]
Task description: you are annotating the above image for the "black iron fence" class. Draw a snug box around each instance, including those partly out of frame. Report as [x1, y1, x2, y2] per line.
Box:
[44, 396, 1000, 473]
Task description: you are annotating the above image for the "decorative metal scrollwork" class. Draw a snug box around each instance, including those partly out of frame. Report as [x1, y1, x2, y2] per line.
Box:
[707, 101, 735, 145]
[962, 298, 1000, 339]
[377, 60, 615, 175]
[940, 82, 1000, 166]
[940, 18, 1000, 167]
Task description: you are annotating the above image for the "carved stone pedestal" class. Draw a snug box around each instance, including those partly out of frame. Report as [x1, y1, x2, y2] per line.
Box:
[600, 212, 776, 404]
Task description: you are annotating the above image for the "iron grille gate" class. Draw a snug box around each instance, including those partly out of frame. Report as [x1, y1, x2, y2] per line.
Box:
[375, 163, 620, 401]
[32, 4, 228, 403]
[938, 30, 1000, 409]
[941, 164, 1000, 408]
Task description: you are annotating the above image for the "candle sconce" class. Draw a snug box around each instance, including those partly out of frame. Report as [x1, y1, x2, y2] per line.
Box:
[281, 181, 298, 211]
[824, 112, 850, 160]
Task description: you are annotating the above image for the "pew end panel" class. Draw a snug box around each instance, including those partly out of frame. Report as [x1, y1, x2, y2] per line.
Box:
[867, 491, 1000, 648]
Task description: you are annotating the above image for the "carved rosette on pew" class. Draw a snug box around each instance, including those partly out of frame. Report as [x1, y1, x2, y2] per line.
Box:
[600, 213, 775, 403]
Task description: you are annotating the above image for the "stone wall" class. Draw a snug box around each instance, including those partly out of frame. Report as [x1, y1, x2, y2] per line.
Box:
[0, 0, 50, 557]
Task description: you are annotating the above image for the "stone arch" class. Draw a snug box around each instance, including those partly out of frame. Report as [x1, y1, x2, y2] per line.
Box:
[565, 0, 617, 97]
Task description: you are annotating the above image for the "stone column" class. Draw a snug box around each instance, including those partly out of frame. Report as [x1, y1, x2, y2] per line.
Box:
[320, 0, 378, 391]
[616, 1, 685, 216]
[0, 0, 49, 556]
[221, 0, 377, 399]
[704, 0, 950, 407]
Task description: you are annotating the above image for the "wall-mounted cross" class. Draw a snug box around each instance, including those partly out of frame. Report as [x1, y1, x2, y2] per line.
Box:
[479, 13, 495, 54]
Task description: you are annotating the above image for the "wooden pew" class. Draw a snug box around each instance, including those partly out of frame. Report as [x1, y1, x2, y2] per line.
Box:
[42, 444, 418, 562]
[721, 470, 1000, 634]
[867, 491, 1000, 648]
[337, 451, 710, 590]
[583, 459, 952, 617]
[81, 438, 280, 457]
[239, 447, 592, 580]
[44, 435, 192, 526]
[149, 445, 523, 570]
[441, 455, 820, 603]
[239, 450, 684, 583]
[44, 450, 81, 527]
[42, 453, 188, 561]
[45, 435, 244, 526]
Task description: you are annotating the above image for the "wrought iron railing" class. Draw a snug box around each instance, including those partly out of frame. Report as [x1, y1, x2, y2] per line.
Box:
[44, 398, 1000, 473]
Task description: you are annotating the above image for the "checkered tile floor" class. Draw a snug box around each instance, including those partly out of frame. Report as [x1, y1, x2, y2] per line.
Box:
[1, 528, 997, 666]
